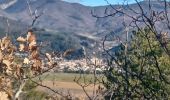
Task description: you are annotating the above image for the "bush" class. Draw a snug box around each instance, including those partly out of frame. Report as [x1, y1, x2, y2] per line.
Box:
[104, 28, 170, 99]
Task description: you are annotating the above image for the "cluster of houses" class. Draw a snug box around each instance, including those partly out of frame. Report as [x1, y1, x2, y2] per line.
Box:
[50, 57, 107, 73]
[15, 52, 109, 73]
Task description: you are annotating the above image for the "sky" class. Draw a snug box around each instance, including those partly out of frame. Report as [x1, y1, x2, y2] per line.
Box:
[64, 0, 138, 6]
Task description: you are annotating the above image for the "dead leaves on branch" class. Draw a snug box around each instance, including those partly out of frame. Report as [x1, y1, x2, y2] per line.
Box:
[0, 76, 13, 99]
[16, 30, 57, 74]
[17, 36, 26, 43]
[0, 50, 4, 62]
[30, 50, 39, 59]
[19, 44, 25, 51]
[0, 91, 9, 100]
[0, 37, 16, 75]
[31, 59, 42, 73]
[15, 65, 24, 79]
[23, 58, 30, 64]
[29, 40, 37, 51]
[0, 32, 39, 99]
[27, 31, 36, 43]
[45, 53, 53, 66]
[0, 37, 11, 50]
[0, 30, 58, 98]
[0, 30, 41, 78]
[0, 31, 43, 77]
[2, 60, 13, 74]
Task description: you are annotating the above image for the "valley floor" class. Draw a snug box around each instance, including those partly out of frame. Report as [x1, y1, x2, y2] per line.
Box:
[35, 73, 104, 99]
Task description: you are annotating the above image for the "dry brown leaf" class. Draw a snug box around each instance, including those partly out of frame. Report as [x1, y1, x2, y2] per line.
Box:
[46, 53, 55, 66]
[47, 62, 54, 66]
[30, 50, 39, 59]
[19, 44, 25, 51]
[15, 65, 24, 79]
[6, 69, 12, 75]
[45, 53, 52, 62]
[29, 40, 37, 51]
[3, 60, 11, 69]
[17, 36, 26, 43]
[0, 77, 13, 99]
[7, 54, 14, 62]
[0, 50, 3, 61]
[23, 58, 30, 64]
[27, 31, 36, 43]
[0, 91, 9, 100]
[32, 59, 42, 72]
[3, 60, 12, 74]
[34, 59, 42, 67]
[1, 37, 11, 50]
[7, 45, 17, 53]
[0, 46, 5, 50]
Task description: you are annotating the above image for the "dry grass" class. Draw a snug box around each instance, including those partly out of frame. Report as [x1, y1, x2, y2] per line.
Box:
[37, 81, 95, 98]
[35, 73, 104, 99]
[40, 72, 95, 82]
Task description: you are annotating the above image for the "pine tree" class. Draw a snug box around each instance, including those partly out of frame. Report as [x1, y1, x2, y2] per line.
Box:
[104, 28, 170, 99]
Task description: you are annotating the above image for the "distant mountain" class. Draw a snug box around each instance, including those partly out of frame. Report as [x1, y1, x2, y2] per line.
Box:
[0, 0, 167, 35]
[0, 0, 96, 34]
[0, 10, 27, 37]
[0, 0, 168, 56]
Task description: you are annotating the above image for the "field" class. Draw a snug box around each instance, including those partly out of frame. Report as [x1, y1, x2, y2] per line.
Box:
[34, 73, 104, 99]
[40, 72, 95, 82]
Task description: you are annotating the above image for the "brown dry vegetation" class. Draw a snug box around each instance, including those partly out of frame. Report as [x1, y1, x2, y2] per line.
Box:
[34, 73, 104, 99]
[37, 81, 95, 99]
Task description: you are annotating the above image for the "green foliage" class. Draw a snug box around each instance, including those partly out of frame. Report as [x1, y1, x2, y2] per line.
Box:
[38, 31, 81, 52]
[51, 32, 80, 51]
[21, 80, 48, 100]
[23, 80, 37, 91]
[21, 90, 48, 100]
[104, 28, 170, 99]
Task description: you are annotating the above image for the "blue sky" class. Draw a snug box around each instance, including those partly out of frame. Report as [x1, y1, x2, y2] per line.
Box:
[64, 0, 138, 6]
[80, 0, 136, 6]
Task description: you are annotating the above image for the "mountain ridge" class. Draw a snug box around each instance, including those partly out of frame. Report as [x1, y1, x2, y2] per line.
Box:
[0, 0, 168, 56]
[0, 0, 165, 35]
